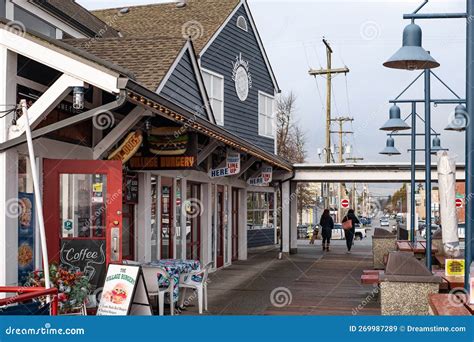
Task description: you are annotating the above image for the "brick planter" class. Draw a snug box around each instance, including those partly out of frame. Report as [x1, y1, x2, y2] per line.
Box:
[380, 252, 441, 315]
[372, 228, 396, 269]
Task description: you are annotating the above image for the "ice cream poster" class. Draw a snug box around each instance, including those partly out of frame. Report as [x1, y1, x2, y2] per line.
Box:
[97, 264, 151, 316]
[18, 192, 35, 285]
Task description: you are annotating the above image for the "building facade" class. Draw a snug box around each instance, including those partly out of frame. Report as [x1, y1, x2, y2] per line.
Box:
[0, 0, 292, 303]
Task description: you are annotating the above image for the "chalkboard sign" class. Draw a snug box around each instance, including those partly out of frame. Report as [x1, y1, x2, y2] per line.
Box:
[124, 174, 139, 204]
[60, 239, 106, 290]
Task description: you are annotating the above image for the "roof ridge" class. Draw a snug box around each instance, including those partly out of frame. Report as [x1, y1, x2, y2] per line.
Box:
[62, 35, 189, 42]
[91, 0, 200, 13]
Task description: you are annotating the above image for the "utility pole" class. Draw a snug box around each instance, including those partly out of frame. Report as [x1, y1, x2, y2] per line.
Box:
[330, 116, 353, 220]
[346, 157, 364, 210]
[309, 38, 349, 211]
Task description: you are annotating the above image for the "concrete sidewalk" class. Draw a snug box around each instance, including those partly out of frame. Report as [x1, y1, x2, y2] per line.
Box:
[179, 239, 380, 316]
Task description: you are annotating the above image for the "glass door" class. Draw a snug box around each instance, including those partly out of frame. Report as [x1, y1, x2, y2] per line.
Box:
[43, 159, 122, 292]
[161, 177, 174, 259]
[186, 183, 201, 260]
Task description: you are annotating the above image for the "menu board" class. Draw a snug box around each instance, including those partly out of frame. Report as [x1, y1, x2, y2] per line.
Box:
[97, 264, 152, 316]
[124, 174, 139, 204]
[18, 192, 35, 285]
[60, 239, 106, 290]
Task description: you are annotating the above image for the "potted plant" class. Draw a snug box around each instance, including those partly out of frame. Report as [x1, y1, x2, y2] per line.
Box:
[25, 263, 91, 315]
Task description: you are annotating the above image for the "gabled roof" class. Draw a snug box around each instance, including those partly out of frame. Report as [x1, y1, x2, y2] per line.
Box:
[92, 0, 240, 53]
[30, 0, 121, 38]
[63, 36, 188, 90]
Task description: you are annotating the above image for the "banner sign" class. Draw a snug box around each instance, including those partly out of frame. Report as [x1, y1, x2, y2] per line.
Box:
[209, 152, 241, 178]
[97, 264, 152, 316]
[128, 129, 198, 170]
[108, 131, 143, 164]
[18, 192, 35, 285]
[445, 258, 465, 276]
[248, 166, 273, 186]
[60, 239, 106, 291]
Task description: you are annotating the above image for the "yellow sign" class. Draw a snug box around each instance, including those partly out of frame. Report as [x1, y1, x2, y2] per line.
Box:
[108, 131, 143, 164]
[93, 183, 103, 192]
[445, 259, 465, 277]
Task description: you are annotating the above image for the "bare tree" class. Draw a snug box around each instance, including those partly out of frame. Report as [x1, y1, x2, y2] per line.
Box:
[276, 92, 315, 224]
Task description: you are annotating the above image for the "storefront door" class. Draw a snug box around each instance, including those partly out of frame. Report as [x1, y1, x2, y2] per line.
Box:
[43, 159, 123, 291]
[231, 188, 239, 261]
[186, 183, 201, 260]
[216, 185, 224, 268]
[161, 177, 174, 259]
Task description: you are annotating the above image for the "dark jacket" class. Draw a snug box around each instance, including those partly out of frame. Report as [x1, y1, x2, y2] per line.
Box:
[342, 212, 360, 230]
[320, 215, 334, 230]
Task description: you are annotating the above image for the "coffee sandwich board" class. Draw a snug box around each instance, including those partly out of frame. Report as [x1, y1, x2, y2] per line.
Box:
[97, 264, 152, 316]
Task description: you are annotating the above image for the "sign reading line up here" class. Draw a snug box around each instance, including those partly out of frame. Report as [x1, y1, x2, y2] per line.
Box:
[209, 152, 241, 178]
[247, 166, 273, 186]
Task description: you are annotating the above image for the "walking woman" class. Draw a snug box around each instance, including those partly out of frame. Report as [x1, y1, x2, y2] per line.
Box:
[342, 209, 360, 253]
[319, 209, 334, 251]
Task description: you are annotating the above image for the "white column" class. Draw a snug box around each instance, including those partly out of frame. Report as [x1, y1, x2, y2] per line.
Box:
[179, 178, 187, 260]
[226, 184, 232, 266]
[290, 181, 298, 254]
[238, 188, 248, 260]
[281, 181, 290, 253]
[172, 178, 177, 259]
[136, 172, 151, 262]
[200, 182, 212, 266]
[0, 47, 18, 288]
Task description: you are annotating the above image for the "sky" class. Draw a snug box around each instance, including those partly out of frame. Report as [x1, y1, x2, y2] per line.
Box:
[77, 0, 467, 166]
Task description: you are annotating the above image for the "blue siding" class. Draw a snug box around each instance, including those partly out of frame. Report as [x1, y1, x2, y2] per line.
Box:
[161, 50, 208, 120]
[247, 228, 275, 248]
[201, 5, 275, 153]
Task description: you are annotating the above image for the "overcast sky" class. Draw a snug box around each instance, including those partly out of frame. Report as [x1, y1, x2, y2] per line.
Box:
[77, 0, 466, 166]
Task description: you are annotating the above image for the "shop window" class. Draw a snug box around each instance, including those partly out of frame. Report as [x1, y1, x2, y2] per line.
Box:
[202, 69, 224, 125]
[0, 0, 5, 18]
[247, 192, 275, 229]
[151, 176, 159, 260]
[258, 92, 275, 138]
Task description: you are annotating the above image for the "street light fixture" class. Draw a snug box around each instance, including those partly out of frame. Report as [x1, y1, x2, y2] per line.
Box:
[445, 104, 468, 132]
[383, 23, 440, 70]
[379, 136, 401, 156]
[380, 104, 411, 131]
[430, 136, 445, 154]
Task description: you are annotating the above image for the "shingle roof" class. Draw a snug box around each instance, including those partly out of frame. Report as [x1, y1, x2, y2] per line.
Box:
[92, 0, 241, 53]
[62, 36, 188, 90]
[31, 0, 120, 38]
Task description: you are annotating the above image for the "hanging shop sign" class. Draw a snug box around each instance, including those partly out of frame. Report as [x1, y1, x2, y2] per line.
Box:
[60, 239, 106, 291]
[97, 264, 152, 316]
[232, 53, 252, 102]
[108, 131, 143, 164]
[445, 259, 465, 277]
[247, 165, 273, 186]
[128, 128, 198, 170]
[209, 152, 241, 178]
[18, 192, 35, 285]
[124, 173, 139, 204]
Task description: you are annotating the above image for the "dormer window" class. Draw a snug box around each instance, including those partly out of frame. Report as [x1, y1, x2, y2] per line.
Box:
[236, 15, 248, 32]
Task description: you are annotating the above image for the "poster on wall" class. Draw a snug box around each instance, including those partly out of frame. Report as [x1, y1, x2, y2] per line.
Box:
[60, 239, 106, 291]
[124, 174, 139, 204]
[18, 192, 35, 285]
[209, 152, 241, 178]
[97, 264, 152, 316]
[128, 129, 198, 170]
[247, 165, 273, 186]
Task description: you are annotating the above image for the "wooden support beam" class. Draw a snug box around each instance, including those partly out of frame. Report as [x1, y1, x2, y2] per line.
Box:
[93, 106, 148, 160]
[308, 67, 349, 76]
[11, 74, 83, 139]
[197, 140, 222, 165]
[237, 156, 257, 178]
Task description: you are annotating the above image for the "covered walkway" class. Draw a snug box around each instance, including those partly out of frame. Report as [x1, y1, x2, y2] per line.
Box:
[180, 241, 380, 315]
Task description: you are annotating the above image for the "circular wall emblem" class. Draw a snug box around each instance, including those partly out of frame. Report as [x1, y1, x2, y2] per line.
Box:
[232, 53, 252, 102]
[234, 66, 249, 101]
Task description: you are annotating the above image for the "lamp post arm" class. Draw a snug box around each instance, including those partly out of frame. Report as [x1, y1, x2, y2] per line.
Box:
[394, 72, 425, 101]
[430, 71, 462, 99]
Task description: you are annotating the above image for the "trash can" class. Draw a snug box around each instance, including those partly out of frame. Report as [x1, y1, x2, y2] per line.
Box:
[380, 251, 442, 315]
[372, 228, 396, 269]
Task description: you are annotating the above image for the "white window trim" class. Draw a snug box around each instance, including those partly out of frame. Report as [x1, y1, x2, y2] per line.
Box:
[236, 15, 248, 32]
[258, 91, 275, 139]
[201, 67, 224, 126]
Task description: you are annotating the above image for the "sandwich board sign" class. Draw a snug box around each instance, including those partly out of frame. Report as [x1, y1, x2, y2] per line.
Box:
[97, 264, 152, 316]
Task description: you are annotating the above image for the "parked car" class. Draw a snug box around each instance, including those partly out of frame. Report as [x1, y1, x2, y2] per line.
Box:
[355, 224, 368, 240]
[359, 217, 372, 226]
[380, 217, 390, 227]
[297, 224, 308, 239]
[458, 223, 465, 239]
[420, 223, 440, 238]
[332, 223, 345, 240]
